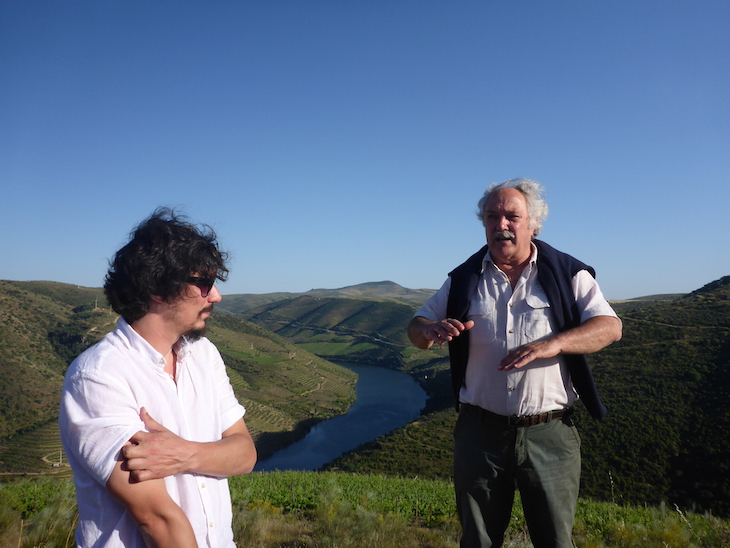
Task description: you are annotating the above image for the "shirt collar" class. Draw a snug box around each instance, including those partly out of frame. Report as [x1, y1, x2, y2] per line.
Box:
[116, 317, 189, 368]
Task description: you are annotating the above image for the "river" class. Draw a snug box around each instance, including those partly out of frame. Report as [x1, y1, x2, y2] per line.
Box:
[254, 363, 427, 472]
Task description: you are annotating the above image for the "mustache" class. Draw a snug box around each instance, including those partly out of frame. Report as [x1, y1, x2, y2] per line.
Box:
[492, 230, 516, 241]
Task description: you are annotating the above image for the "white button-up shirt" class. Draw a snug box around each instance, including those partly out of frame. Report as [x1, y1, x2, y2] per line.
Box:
[415, 245, 618, 417]
[60, 318, 245, 548]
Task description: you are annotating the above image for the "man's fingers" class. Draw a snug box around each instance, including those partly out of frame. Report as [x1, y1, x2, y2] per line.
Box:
[498, 344, 542, 371]
[441, 319, 473, 337]
[462, 320, 475, 331]
[425, 319, 472, 345]
[140, 407, 168, 433]
[126, 430, 147, 446]
[129, 468, 153, 483]
[121, 433, 147, 459]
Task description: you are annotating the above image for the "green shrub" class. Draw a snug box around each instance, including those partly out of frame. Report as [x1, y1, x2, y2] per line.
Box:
[1, 474, 729, 547]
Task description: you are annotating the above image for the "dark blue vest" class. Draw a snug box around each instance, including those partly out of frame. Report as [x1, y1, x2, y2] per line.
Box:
[445, 239, 607, 420]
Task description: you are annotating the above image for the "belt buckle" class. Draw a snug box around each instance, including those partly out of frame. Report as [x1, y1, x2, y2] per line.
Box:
[510, 411, 553, 427]
[508, 415, 524, 427]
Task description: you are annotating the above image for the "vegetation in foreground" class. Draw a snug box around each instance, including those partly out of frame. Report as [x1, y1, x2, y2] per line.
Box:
[1, 473, 728, 548]
[4, 278, 730, 515]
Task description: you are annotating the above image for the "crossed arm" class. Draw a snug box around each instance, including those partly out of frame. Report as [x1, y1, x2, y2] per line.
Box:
[122, 409, 257, 481]
[106, 411, 257, 548]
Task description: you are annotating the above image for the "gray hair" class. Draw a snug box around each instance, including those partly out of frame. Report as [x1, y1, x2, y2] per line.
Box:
[476, 178, 549, 236]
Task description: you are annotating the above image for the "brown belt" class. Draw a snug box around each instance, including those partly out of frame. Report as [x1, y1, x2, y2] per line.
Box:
[462, 403, 572, 428]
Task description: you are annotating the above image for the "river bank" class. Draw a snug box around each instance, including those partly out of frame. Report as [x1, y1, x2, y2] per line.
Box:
[255, 363, 427, 471]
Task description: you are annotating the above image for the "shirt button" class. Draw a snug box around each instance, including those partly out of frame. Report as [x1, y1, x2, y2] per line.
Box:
[509, 386, 515, 391]
[508, 329, 514, 334]
[201, 482, 206, 488]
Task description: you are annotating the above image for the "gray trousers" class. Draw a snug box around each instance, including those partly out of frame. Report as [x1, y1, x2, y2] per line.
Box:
[454, 404, 581, 548]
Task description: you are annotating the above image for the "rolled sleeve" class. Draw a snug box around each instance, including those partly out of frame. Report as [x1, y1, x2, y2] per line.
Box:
[61, 369, 145, 485]
[572, 269, 621, 325]
[414, 278, 451, 322]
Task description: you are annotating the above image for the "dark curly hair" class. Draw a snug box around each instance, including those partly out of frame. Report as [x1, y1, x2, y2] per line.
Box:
[104, 207, 229, 324]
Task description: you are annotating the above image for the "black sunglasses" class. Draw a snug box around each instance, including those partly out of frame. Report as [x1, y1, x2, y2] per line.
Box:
[187, 276, 216, 298]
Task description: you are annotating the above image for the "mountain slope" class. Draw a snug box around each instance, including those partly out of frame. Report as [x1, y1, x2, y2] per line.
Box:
[0, 281, 113, 438]
[3, 276, 729, 517]
[0, 281, 356, 473]
[241, 294, 419, 367]
[579, 275, 730, 513]
[326, 277, 730, 516]
[218, 280, 436, 315]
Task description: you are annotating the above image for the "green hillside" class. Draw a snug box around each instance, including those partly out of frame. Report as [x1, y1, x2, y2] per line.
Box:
[579, 276, 730, 514]
[323, 277, 730, 517]
[205, 314, 357, 458]
[0, 280, 356, 474]
[3, 276, 730, 519]
[217, 280, 436, 315]
[0, 281, 113, 438]
[232, 276, 730, 516]
[240, 294, 420, 367]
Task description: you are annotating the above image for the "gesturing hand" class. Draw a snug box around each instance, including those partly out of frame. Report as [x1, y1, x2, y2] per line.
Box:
[425, 319, 475, 346]
[121, 407, 194, 482]
[497, 339, 561, 371]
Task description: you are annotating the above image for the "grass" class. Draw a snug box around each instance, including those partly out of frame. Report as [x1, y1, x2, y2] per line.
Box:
[1, 472, 728, 548]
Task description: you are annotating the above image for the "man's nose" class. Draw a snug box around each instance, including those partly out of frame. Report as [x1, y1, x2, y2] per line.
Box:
[209, 285, 223, 303]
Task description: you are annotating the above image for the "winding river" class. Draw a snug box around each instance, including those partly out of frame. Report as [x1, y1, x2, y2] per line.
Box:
[254, 363, 427, 472]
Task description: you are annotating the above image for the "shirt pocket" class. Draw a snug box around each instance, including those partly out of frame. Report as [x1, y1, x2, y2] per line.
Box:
[524, 293, 552, 341]
[467, 297, 497, 344]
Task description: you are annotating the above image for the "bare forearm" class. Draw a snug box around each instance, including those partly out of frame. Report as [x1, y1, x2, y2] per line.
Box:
[125, 415, 257, 482]
[138, 509, 197, 548]
[185, 432, 257, 477]
[107, 463, 197, 548]
[408, 316, 436, 349]
[551, 315, 622, 355]
[499, 315, 622, 371]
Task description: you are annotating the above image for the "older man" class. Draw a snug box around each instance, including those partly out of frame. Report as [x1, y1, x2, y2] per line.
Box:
[60, 208, 257, 547]
[409, 179, 621, 548]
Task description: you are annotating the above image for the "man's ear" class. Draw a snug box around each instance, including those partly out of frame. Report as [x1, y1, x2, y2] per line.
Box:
[150, 294, 165, 305]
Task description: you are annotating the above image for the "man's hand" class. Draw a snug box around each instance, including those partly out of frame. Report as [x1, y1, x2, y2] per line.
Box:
[498, 315, 622, 371]
[122, 408, 193, 482]
[122, 409, 257, 483]
[408, 316, 474, 349]
[498, 339, 561, 371]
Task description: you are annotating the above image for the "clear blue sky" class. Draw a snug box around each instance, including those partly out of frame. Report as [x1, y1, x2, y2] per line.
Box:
[2, 1, 728, 300]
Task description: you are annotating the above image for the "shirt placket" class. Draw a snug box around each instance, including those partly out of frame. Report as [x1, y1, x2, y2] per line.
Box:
[505, 278, 527, 415]
[156, 357, 178, 392]
[176, 352, 219, 548]
[490, 271, 518, 414]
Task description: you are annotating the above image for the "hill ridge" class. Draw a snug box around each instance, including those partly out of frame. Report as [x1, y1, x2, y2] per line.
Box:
[2, 276, 730, 516]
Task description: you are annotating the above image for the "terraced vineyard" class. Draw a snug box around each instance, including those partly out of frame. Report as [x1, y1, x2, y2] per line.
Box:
[0, 420, 71, 477]
[241, 295, 417, 367]
[207, 314, 357, 457]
